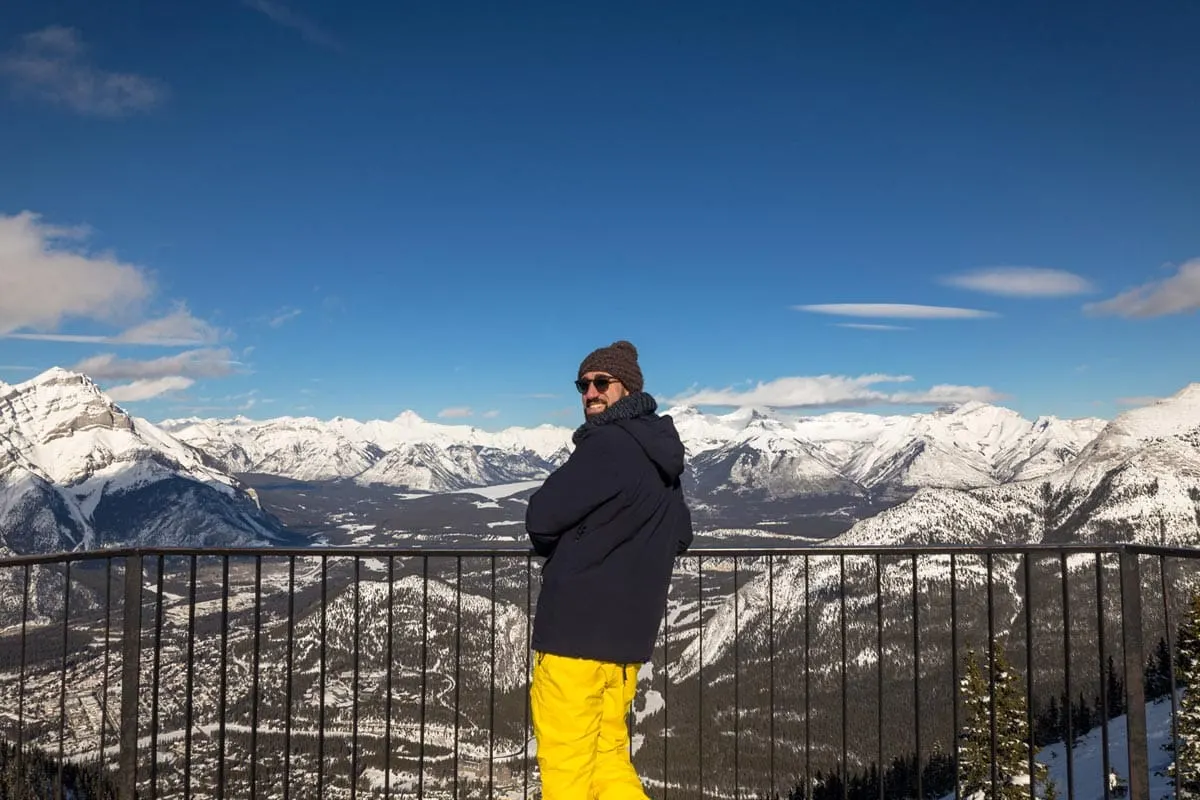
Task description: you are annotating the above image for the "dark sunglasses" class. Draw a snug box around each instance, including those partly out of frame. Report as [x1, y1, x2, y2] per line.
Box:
[575, 376, 621, 394]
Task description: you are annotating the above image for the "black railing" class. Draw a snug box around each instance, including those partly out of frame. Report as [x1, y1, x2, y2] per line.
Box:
[1, 543, 1198, 800]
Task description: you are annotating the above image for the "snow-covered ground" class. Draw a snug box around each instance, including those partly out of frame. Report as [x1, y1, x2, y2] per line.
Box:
[934, 693, 1182, 800]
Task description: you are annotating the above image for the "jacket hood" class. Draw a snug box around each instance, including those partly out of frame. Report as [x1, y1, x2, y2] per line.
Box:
[615, 414, 686, 482]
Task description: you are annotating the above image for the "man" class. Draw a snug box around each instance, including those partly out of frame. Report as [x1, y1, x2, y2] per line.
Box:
[525, 339, 693, 800]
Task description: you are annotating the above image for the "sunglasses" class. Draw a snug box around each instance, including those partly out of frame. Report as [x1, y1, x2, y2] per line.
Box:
[575, 376, 621, 394]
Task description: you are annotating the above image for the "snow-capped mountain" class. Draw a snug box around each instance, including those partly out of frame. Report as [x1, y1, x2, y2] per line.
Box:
[161, 398, 1104, 501]
[837, 383, 1200, 547]
[0, 368, 288, 555]
[158, 412, 572, 491]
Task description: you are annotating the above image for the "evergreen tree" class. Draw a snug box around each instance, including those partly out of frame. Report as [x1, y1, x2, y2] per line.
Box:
[1169, 593, 1200, 798]
[957, 646, 1048, 800]
[1106, 654, 1127, 718]
[1146, 637, 1174, 701]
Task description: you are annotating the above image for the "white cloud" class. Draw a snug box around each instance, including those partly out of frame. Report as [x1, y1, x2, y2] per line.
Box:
[1116, 396, 1161, 407]
[793, 303, 998, 319]
[0, 211, 151, 334]
[71, 348, 238, 381]
[268, 307, 302, 327]
[0, 26, 166, 116]
[106, 376, 194, 402]
[942, 267, 1094, 297]
[1083, 259, 1200, 318]
[834, 323, 911, 331]
[0, 213, 226, 346]
[667, 374, 1004, 409]
[112, 305, 224, 345]
[482, 409, 500, 419]
[438, 406, 473, 418]
[242, 0, 344, 51]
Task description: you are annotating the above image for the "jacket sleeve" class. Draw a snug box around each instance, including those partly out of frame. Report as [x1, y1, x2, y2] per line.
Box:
[526, 431, 623, 554]
[675, 484, 694, 555]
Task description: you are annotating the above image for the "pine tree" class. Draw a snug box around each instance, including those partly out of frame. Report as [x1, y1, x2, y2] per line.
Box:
[1169, 593, 1200, 798]
[1106, 654, 1127, 718]
[957, 646, 1048, 800]
[1146, 637, 1173, 701]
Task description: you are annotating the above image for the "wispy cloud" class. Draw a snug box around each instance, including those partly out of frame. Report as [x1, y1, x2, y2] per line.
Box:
[112, 305, 225, 345]
[71, 348, 239, 381]
[242, 0, 344, 51]
[482, 409, 501, 419]
[942, 267, 1094, 297]
[1116, 396, 1161, 407]
[1083, 258, 1200, 318]
[666, 373, 1005, 409]
[268, 307, 302, 328]
[0, 365, 39, 371]
[834, 323, 911, 331]
[438, 406, 473, 419]
[0, 212, 226, 346]
[793, 303, 998, 320]
[0, 26, 166, 116]
[0, 211, 150, 334]
[106, 376, 194, 402]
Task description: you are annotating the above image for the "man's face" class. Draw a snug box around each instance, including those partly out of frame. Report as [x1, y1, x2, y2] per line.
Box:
[576, 371, 627, 417]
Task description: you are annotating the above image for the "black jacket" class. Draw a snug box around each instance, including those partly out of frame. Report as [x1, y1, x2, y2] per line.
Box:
[526, 392, 693, 664]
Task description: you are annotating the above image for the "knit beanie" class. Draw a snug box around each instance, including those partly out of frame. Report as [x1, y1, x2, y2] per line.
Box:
[578, 340, 644, 394]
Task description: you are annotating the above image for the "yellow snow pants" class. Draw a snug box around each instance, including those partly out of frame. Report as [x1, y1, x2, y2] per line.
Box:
[530, 651, 650, 800]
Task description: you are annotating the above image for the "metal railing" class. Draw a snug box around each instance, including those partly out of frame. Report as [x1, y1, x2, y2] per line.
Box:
[1, 543, 1198, 800]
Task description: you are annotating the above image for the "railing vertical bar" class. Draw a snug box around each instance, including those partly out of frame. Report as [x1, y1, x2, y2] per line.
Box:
[987, 552, 998, 800]
[217, 554, 230, 800]
[250, 554, 262, 800]
[1061, 552, 1075, 800]
[319, 554, 328, 800]
[385, 555, 395, 799]
[913, 554, 922, 800]
[698, 554, 705, 798]
[489, 554, 497, 797]
[840, 553, 848, 800]
[100, 558, 113, 770]
[1161, 554, 1181, 800]
[56, 559, 71, 800]
[419, 555, 429, 797]
[17, 562, 30, 774]
[351, 557, 361, 800]
[454, 555, 462, 800]
[876, 553, 884, 800]
[149, 554, 164, 800]
[769, 553, 776, 796]
[283, 556, 295, 800]
[734, 554, 740, 799]
[1024, 552, 1036, 800]
[1120, 550, 1149, 800]
[184, 555, 197, 800]
[118, 553, 143, 800]
[804, 554, 811, 800]
[1096, 553, 1111, 800]
[525, 553, 532, 800]
[951, 553, 960, 800]
[663, 567, 670, 798]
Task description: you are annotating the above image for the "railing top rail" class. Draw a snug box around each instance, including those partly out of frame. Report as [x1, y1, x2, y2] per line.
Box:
[3, 540, 1200, 568]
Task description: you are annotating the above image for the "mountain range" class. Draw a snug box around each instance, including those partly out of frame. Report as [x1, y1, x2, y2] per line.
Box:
[0, 368, 289, 556]
[2, 367, 1198, 557]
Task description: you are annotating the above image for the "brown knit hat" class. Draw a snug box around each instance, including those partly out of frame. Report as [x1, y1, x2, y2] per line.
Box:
[578, 340, 644, 394]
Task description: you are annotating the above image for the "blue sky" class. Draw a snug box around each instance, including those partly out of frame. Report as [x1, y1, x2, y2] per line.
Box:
[1, 0, 1198, 429]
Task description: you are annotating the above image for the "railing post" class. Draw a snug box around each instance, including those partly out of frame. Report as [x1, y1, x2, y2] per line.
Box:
[119, 553, 142, 800]
[1120, 549, 1149, 800]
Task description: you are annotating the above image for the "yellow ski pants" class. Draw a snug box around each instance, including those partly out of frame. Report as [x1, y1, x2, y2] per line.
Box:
[530, 652, 650, 800]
